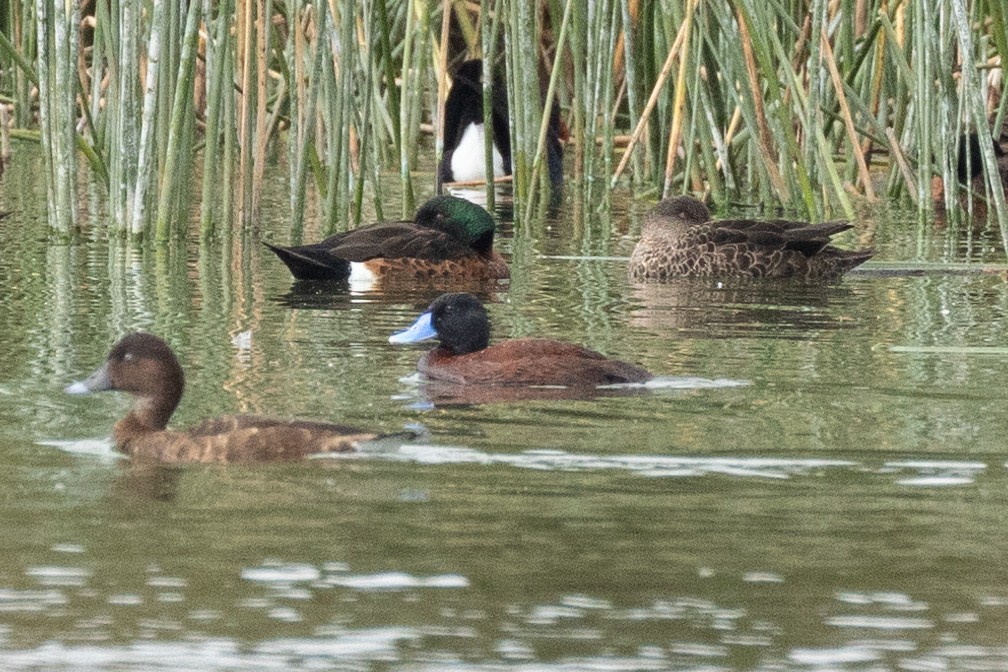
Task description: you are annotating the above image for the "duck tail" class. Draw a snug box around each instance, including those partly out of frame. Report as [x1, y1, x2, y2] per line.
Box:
[837, 248, 874, 273]
[263, 243, 351, 281]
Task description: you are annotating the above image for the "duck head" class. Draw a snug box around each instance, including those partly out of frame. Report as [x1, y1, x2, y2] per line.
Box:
[389, 292, 490, 355]
[66, 332, 184, 431]
[415, 195, 497, 255]
[644, 195, 711, 231]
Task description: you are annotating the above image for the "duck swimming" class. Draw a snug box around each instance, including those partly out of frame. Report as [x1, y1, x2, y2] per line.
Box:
[389, 293, 651, 386]
[439, 59, 564, 187]
[65, 332, 383, 463]
[264, 195, 509, 282]
[628, 195, 873, 281]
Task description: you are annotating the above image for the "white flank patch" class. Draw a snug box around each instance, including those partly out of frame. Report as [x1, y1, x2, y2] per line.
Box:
[450, 122, 504, 182]
[348, 262, 378, 290]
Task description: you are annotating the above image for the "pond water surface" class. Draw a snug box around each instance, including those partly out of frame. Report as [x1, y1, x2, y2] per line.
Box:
[1, 154, 1007, 670]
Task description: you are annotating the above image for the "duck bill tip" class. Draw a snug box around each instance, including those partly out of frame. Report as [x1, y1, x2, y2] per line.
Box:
[65, 363, 112, 395]
[389, 312, 436, 345]
[64, 380, 92, 395]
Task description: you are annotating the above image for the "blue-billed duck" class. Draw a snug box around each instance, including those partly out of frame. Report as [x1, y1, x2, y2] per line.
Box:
[389, 293, 651, 386]
[264, 195, 509, 282]
[439, 59, 564, 187]
[628, 195, 873, 281]
[65, 333, 383, 463]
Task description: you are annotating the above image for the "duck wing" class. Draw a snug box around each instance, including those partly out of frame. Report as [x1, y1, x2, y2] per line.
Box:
[322, 221, 477, 261]
[709, 218, 853, 257]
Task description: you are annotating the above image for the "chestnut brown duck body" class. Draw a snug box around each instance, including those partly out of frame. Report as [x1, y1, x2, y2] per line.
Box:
[389, 293, 651, 386]
[66, 333, 381, 463]
[628, 196, 873, 281]
[265, 195, 509, 282]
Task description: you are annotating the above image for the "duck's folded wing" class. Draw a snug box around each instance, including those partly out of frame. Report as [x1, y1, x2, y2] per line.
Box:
[712, 218, 853, 257]
[187, 415, 368, 437]
[426, 339, 650, 386]
[324, 222, 477, 261]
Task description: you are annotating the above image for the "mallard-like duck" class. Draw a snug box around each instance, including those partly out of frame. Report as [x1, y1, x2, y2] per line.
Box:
[65, 333, 386, 463]
[264, 195, 509, 282]
[439, 59, 564, 187]
[628, 195, 873, 281]
[389, 293, 651, 386]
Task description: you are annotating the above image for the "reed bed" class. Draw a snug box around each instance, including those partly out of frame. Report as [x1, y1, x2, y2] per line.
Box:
[0, 0, 1004, 242]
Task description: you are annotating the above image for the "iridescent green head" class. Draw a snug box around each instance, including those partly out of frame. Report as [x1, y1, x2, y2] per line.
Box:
[414, 196, 497, 253]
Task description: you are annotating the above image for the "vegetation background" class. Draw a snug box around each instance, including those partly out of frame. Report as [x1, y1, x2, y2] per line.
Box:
[0, 0, 1005, 247]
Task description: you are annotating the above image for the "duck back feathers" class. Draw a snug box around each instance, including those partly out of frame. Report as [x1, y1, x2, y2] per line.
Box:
[121, 416, 378, 464]
[419, 339, 651, 386]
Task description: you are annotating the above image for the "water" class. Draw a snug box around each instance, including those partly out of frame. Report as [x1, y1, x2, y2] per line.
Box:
[1, 155, 1008, 670]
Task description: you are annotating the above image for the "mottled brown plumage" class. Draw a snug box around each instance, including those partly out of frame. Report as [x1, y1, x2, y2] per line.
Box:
[628, 196, 873, 281]
[362, 253, 509, 283]
[66, 333, 381, 463]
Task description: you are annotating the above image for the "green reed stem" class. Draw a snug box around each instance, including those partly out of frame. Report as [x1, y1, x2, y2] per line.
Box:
[155, 0, 201, 241]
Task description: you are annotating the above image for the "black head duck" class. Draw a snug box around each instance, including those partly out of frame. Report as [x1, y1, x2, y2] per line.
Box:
[389, 293, 651, 386]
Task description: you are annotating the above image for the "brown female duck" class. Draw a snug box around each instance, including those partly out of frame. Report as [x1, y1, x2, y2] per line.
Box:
[628, 195, 873, 281]
[264, 195, 509, 283]
[66, 333, 381, 463]
[389, 293, 651, 386]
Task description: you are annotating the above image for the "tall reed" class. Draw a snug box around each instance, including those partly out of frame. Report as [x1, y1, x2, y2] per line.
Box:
[0, 0, 1004, 244]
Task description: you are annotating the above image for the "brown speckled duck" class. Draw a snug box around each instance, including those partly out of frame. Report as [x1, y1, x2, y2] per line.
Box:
[389, 293, 651, 386]
[66, 333, 382, 463]
[264, 195, 509, 283]
[628, 195, 873, 281]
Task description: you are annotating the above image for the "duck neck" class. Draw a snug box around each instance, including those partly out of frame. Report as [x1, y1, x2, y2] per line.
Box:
[471, 230, 495, 256]
[113, 394, 179, 452]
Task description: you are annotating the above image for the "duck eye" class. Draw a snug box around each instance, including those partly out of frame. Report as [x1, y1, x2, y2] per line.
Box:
[123, 352, 134, 362]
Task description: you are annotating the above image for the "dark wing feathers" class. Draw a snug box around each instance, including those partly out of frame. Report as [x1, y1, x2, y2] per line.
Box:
[324, 222, 474, 261]
[263, 243, 351, 281]
[709, 218, 855, 259]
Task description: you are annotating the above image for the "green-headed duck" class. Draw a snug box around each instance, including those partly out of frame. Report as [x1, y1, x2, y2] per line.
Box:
[628, 195, 873, 281]
[389, 293, 651, 386]
[66, 332, 383, 463]
[264, 195, 509, 283]
[439, 58, 564, 187]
